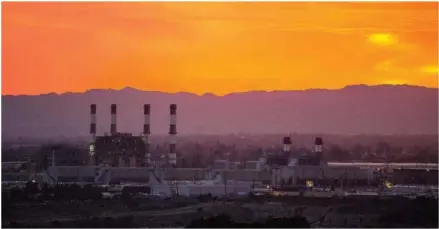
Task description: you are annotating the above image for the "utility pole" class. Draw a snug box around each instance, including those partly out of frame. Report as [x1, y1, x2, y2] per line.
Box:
[52, 149, 58, 185]
[341, 171, 347, 192]
[223, 171, 227, 203]
[175, 180, 179, 197]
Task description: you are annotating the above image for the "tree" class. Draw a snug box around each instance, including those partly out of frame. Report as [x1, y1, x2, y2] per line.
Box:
[376, 141, 391, 159]
[351, 144, 365, 157]
[24, 181, 39, 196]
[328, 145, 347, 161]
[192, 153, 203, 168]
[180, 158, 188, 168]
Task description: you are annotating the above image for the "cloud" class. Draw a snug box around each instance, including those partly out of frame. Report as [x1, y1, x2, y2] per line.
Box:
[374, 60, 409, 75]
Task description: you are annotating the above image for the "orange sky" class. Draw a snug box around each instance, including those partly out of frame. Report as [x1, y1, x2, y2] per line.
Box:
[2, 2, 438, 95]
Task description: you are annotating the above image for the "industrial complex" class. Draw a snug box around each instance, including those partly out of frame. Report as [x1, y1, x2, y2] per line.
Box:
[2, 104, 438, 198]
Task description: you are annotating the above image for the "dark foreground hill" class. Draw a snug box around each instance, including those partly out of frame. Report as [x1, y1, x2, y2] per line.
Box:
[2, 84, 437, 138]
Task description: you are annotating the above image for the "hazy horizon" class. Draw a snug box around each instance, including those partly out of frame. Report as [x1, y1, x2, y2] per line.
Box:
[2, 85, 437, 138]
[2, 83, 437, 97]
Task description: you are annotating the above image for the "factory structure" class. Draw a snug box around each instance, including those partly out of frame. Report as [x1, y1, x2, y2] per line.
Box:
[88, 103, 177, 168]
[2, 103, 438, 197]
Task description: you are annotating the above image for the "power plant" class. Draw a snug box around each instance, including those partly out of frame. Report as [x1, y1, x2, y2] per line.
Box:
[2, 104, 438, 197]
[88, 104, 179, 168]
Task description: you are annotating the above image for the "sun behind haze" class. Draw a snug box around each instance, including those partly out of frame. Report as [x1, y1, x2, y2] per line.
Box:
[2, 2, 438, 95]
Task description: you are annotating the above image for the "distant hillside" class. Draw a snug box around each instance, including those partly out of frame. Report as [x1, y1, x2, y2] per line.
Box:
[2, 85, 437, 138]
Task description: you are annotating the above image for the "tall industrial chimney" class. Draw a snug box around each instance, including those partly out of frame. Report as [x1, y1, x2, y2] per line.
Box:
[110, 104, 117, 135]
[90, 104, 97, 139]
[283, 136, 292, 153]
[143, 104, 151, 166]
[168, 104, 177, 166]
[89, 104, 97, 165]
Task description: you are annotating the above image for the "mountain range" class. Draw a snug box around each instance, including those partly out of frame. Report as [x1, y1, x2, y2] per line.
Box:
[2, 85, 437, 138]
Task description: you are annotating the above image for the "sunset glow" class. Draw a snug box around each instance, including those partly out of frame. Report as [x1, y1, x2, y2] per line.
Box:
[2, 2, 438, 95]
[368, 33, 397, 46]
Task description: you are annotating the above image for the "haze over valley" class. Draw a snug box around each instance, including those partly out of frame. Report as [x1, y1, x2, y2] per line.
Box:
[2, 84, 437, 139]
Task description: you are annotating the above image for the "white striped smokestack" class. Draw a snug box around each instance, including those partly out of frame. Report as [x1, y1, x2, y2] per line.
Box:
[283, 136, 292, 152]
[110, 104, 117, 135]
[90, 104, 97, 139]
[89, 104, 97, 165]
[168, 104, 177, 166]
[143, 104, 151, 165]
[314, 137, 323, 153]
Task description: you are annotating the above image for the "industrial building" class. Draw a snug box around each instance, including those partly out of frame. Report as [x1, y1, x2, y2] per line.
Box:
[89, 104, 149, 167]
[2, 103, 438, 198]
[88, 103, 178, 168]
[392, 168, 438, 185]
[27, 134, 377, 190]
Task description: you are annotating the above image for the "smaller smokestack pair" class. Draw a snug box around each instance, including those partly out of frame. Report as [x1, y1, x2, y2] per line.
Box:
[90, 104, 118, 136]
[110, 104, 152, 166]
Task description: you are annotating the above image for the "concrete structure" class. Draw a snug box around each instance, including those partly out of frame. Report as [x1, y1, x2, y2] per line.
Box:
[9, 109, 438, 189]
[266, 137, 375, 187]
[92, 104, 148, 167]
[392, 168, 438, 185]
[213, 160, 229, 170]
[151, 180, 257, 197]
[245, 161, 262, 170]
[33, 136, 376, 187]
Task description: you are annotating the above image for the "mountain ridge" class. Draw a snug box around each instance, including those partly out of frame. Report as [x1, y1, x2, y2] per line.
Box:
[2, 84, 437, 138]
[2, 84, 435, 97]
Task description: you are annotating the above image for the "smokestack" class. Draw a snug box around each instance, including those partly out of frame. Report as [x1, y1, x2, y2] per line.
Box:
[111, 104, 117, 135]
[168, 104, 177, 166]
[143, 104, 151, 165]
[314, 137, 323, 153]
[283, 136, 292, 152]
[90, 104, 97, 138]
[89, 104, 97, 166]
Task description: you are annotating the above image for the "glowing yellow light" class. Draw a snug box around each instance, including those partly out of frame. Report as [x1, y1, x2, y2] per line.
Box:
[368, 33, 397, 46]
[384, 181, 393, 189]
[382, 80, 407, 85]
[89, 144, 95, 156]
[306, 180, 314, 188]
[420, 66, 439, 74]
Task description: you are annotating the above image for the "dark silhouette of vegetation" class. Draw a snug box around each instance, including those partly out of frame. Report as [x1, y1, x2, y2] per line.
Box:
[6, 215, 137, 228]
[3, 183, 104, 203]
[376, 198, 438, 228]
[186, 214, 311, 228]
